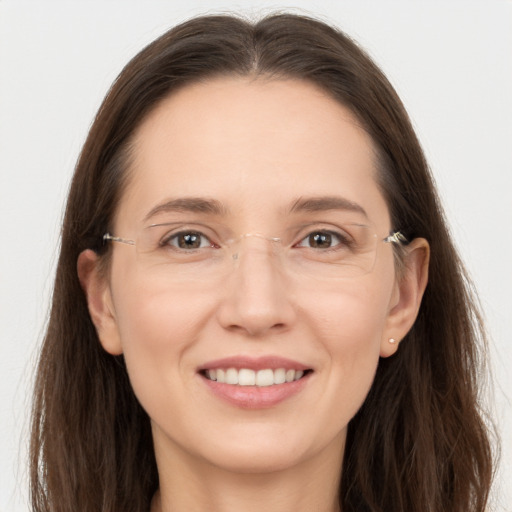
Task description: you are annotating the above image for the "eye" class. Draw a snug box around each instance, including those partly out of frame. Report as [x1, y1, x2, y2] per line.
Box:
[296, 230, 346, 249]
[164, 231, 214, 250]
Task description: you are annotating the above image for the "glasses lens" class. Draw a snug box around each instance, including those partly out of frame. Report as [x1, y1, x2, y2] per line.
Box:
[132, 221, 381, 284]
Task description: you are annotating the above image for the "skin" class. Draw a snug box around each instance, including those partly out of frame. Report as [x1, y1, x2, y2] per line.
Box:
[78, 77, 429, 512]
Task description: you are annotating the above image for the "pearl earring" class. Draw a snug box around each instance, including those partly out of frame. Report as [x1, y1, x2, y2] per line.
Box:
[388, 338, 397, 344]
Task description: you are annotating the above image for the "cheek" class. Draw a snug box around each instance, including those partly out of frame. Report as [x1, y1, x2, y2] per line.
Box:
[109, 269, 216, 409]
[111, 255, 217, 350]
[304, 276, 391, 349]
[298, 279, 392, 424]
[115, 286, 192, 351]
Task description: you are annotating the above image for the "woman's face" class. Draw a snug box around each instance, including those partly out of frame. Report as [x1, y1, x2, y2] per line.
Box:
[87, 77, 418, 475]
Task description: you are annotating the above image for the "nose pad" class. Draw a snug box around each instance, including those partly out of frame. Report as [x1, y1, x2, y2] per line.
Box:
[217, 233, 295, 337]
[229, 233, 282, 263]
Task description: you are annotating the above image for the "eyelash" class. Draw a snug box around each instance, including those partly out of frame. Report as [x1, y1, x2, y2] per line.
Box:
[160, 229, 352, 251]
[161, 231, 218, 250]
[294, 230, 352, 250]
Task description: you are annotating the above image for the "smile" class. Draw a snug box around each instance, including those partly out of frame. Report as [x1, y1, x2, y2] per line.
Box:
[204, 368, 306, 387]
[198, 356, 313, 408]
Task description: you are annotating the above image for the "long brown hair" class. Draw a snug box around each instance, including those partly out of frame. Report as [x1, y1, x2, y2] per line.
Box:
[30, 13, 494, 512]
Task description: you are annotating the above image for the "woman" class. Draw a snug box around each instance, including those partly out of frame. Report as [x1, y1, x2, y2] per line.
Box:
[29, 13, 494, 512]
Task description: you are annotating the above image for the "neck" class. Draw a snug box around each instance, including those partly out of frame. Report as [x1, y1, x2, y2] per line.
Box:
[150, 429, 344, 512]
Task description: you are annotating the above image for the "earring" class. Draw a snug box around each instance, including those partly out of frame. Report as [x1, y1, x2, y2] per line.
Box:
[388, 338, 397, 344]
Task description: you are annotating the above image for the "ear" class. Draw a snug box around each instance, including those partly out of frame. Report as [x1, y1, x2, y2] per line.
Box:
[77, 249, 123, 355]
[380, 238, 430, 357]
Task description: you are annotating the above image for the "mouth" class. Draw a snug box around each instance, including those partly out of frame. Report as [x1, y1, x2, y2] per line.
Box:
[200, 367, 312, 387]
[197, 356, 313, 408]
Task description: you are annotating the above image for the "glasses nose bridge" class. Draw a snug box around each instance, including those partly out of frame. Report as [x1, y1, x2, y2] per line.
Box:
[228, 232, 283, 264]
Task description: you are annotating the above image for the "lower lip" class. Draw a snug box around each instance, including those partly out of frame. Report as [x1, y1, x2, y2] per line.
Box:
[200, 373, 311, 409]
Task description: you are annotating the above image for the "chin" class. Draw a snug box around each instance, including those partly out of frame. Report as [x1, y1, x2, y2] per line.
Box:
[190, 423, 347, 476]
[219, 444, 306, 474]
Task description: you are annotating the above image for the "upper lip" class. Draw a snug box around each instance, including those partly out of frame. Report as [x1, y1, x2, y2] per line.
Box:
[198, 355, 311, 372]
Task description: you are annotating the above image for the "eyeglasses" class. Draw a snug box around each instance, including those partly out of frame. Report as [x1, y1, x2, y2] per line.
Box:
[102, 219, 407, 284]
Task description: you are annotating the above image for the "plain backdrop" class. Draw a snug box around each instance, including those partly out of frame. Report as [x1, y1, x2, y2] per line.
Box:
[1, 1, 511, 511]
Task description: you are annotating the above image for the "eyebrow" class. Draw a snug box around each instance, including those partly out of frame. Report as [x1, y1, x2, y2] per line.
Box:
[143, 197, 227, 222]
[143, 195, 368, 222]
[289, 196, 368, 218]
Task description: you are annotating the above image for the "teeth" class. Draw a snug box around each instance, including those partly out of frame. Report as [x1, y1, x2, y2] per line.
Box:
[255, 369, 274, 387]
[238, 369, 255, 386]
[274, 368, 286, 384]
[205, 367, 307, 386]
[225, 368, 238, 385]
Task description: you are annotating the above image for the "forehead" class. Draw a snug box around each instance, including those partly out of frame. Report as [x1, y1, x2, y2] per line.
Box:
[117, 77, 390, 229]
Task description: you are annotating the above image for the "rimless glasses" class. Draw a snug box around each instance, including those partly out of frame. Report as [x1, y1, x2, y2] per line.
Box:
[102, 219, 407, 283]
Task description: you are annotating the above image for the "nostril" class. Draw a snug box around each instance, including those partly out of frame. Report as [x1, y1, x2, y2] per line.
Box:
[244, 321, 290, 337]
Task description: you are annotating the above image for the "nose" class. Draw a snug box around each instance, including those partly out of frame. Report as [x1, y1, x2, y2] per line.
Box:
[216, 238, 296, 337]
